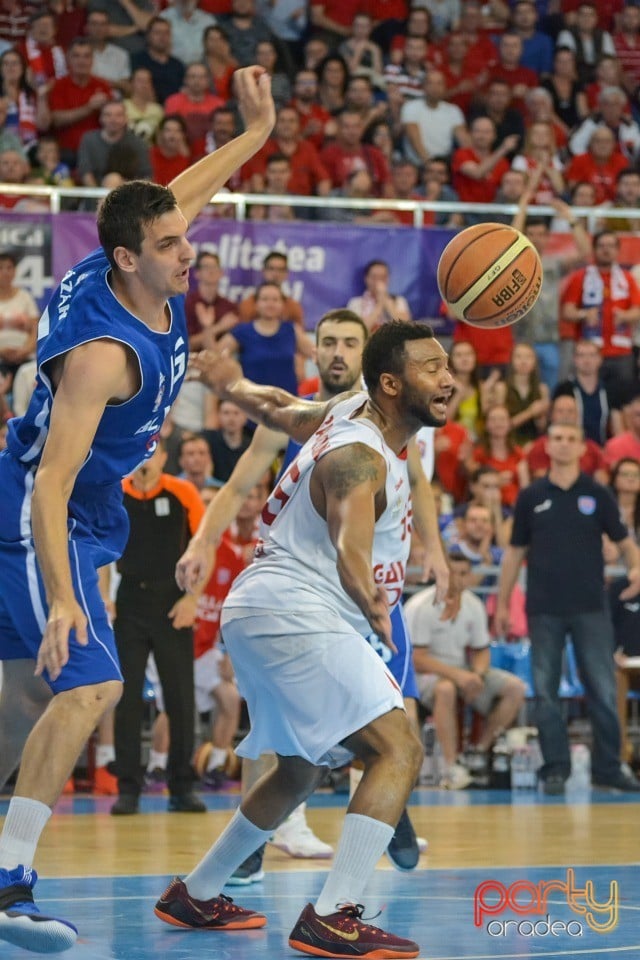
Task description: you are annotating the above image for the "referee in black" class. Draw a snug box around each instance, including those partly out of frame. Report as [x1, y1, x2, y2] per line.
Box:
[496, 421, 640, 795]
[111, 439, 207, 814]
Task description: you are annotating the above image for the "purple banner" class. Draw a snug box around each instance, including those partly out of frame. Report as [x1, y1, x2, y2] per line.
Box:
[1, 212, 455, 331]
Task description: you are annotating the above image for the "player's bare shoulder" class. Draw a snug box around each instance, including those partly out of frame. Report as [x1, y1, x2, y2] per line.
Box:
[318, 442, 386, 500]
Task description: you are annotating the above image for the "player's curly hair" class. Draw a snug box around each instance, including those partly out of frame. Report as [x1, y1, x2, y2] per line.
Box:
[97, 180, 178, 270]
[362, 321, 434, 393]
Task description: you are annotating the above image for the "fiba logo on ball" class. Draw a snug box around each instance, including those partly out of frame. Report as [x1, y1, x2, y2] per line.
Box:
[437, 223, 544, 329]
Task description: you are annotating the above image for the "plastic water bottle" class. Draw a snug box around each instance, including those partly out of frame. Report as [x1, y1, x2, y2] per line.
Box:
[510, 747, 528, 789]
[490, 735, 511, 789]
[526, 734, 542, 789]
[420, 721, 438, 785]
[568, 743, 591, 793]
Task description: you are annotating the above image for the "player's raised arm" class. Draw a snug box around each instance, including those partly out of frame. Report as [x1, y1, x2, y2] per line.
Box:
[189, 348, 337, 443]
[177, 424, 286, 592]
[31, 341, 132, 680]
[312, 443, 394, 650]
[169, 67, 275, 225]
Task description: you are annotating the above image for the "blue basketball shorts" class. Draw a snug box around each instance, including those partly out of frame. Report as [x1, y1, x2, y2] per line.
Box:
[0, 451, 125, 693]
[365, 601, 419, 699]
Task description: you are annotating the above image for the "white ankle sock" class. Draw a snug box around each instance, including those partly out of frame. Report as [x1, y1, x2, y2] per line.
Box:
[147, 750, 167, 772]
[0, 797, 52, 870]
[206, 747, 227, 772]
[185, 808, 273, 900]
[315, 813, 394, 916]
[96, 745, 115, 768]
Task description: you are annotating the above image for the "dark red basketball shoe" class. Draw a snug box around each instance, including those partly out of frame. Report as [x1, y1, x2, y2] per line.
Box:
[288, 902, 419, 958]
[154, 878, 266, 930]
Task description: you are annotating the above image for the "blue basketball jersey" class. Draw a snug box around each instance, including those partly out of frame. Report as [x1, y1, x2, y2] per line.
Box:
[7, 247, 188, 484]
[0, 248, 189, 691]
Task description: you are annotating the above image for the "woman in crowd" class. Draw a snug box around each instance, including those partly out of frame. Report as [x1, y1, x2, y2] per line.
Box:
[255, 39, 291, 110]
[124, 66, 163, 144]
[316, 54, 348, 115]
[604, 458, 640, 563]
[150, 114, 191, 186]
[467, 404, 529, 507]
[202, 25, 238, 102]
[494, 342, 550, 448]
[541, 45, 588, 136]
[447, 340, 501, 441]
[218, 282, 313, 396]
[0, 48, 49, 151]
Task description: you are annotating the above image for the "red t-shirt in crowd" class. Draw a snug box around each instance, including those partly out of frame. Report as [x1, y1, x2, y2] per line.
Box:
[48, 74, 113, 154]
[163, 91, 226, 159]
[320, 141, 390, 195]
[560, 265, 640, 357]
[150, 148, 191, 186]
[311, 0, 365, 29]
[434, 420, 471, 502]
[564, 151, 630, 203]
[290, 100, 334, 151]
[470, 446, 525, 507]
[193, 524, 258, 658]
[243, 137, 329, 195]
[451, 146, 509, 203]
[452, 317, 514, 367]
[527, 436, 607, 477]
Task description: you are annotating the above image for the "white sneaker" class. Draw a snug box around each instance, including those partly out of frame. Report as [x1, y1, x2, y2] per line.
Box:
[269, 804, 333, 859]
[416, 836, 429, 853]
[440, 763, 472, 790]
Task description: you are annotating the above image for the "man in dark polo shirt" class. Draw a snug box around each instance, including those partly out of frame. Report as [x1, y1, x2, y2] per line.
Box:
[111, 439, 207, 815]
[496, 422, 640, 795]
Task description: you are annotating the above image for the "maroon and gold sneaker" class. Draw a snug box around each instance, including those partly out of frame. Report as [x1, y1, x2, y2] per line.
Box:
[154, 878, 266, 930]
[288, 902, 419, 958]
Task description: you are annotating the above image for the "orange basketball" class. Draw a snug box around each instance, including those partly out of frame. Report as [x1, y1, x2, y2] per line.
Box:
[437, 223, 543, 329]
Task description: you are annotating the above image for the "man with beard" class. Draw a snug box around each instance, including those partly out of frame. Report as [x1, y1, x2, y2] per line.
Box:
[177, 309, 446, 879]
[156, 321, 454, 958]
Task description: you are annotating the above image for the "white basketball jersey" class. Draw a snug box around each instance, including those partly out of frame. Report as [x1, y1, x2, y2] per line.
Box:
[225, 393, 412, 636]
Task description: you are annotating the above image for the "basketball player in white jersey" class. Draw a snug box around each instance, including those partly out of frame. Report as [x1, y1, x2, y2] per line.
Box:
[155, 321, 455, 958]
[178, 310, 448, 878]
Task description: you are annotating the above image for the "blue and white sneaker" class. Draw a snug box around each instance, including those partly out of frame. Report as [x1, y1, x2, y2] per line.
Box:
[0, 866, 78, 953]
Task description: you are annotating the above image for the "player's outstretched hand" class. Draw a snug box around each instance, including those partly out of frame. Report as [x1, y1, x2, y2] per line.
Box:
[176, 538, 216, 593]
[35, 598, 88, 681]
[234, 66, 276, 140]
[187, 348, 243, 396]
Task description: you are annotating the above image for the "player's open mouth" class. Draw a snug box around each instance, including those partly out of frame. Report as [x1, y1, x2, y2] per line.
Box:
[431, 395, 450, 414]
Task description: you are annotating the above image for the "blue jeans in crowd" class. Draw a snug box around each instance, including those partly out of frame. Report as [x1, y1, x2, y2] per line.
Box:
[528, 611, 620, 784]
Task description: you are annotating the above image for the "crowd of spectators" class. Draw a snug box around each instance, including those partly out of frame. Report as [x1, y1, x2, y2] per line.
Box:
[0, 0, 637, 223]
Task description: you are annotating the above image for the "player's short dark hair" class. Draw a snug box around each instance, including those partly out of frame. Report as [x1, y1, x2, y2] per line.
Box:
[315, 308, 368, 344]
[362, 321, 434, 393]
[97, 179, 178, 269]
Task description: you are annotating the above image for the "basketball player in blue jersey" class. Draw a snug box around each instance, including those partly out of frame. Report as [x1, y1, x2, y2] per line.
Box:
[0, 66, 276, 954]
[178, 310, 450, 878]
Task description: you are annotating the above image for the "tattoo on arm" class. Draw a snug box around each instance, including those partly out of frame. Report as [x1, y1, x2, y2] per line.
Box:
[324, 444, 382, 498]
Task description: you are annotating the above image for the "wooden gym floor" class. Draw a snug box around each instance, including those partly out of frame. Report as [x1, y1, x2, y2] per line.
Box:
[1, 784, 639, 959]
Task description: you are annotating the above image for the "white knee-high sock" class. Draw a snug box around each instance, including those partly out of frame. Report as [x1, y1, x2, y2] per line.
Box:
[0, 797, 52, 870]
[315, 813, 394, 916]
[185, 808, 273, 900]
